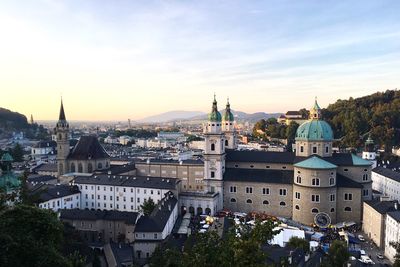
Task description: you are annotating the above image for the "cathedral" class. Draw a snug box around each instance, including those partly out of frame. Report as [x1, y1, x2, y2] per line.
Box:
[55, 97, 372, 226]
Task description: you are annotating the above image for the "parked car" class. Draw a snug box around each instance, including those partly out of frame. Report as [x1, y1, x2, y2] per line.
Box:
[359, 255, 374, 265]
[358, 235, 366, 241]
[377, 253, 384, 259]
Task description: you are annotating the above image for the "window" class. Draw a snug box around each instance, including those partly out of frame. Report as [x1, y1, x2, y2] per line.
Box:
[311, 195, 320, 202]
[344, 168, 348, 172]
[362, 174, 368, 181]
[295, 192, 301, 199]
[98, 162, 103, 169]
[225, 140, 228, 146]
[312, 178, 320, 186]
[262, 188, 270, 195]
[246, 199, 253, 204]
[296, 176, 301, 183]
[211, 144, 215, 151]
[154, 233, 158, 239]
[234, 164, 239, 168]
[266, 166, 270, 169]
[295, 205, 300, 210]
[279, 201, 286, 206]
[329, 177, 335, 185]
[344, 207, 352, 212]
[363, 189, 369, 196]
[211, 171, 215, 178]
[279, 189, 287, 196]
[311, 208, 319, 213]
[250, 165, 254, 168]
[137, 198, 140, 203]
[300, 146, 304, 153]
[70, 163, 75, 172]
[330, 194, 335, 202]
[110, 196, 113, 201]
[88, 163, 93, 173]
[230, 198, 236, 203]
[263, 200, 269, 205]
[325, 146, 329, 153]
[312, 147, 317, 154]
[344, 193, 353, 201]
[246, 187, 253, 194]
[330, 208, 335, 212]
[230, 186, 237, 193]
[78, 163, 83, 173]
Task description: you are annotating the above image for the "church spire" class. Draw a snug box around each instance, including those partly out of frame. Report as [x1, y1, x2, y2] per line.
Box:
[223, 97, 234, 122]
[59, 98, 66, 121]
[309, 97, 321, 120]
[208, 94, 222, 122]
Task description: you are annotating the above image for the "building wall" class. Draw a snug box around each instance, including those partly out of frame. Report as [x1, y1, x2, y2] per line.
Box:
[385, 214, 400, 263]
[372, 171, 400, 202]
[295, 141, 332, 157]
[67, 158, 110, 174]
[223, 181, 293, 218]
[225, 162, 293, 171]
[362, 202, 386, 248]
[337, 166, 373, 201]
[336, 187, 362, 223]
[39, 193, 80, 211]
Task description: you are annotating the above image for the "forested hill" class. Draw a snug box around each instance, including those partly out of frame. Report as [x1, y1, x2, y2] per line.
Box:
[0, 107, 29, 129]
[322, 89, 400, 150]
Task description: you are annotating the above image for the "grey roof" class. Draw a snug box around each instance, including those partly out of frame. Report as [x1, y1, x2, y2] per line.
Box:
[60, 209, 139, 225]
[364, 199, 398, 214]
[336, 174, 363, 189]
[226, 150, 368, 167]
[74, 174, 178, 190]
[135, 192, 178, 233]
[101, 164, 136, 175]
[224, 168, 293, 184]
[68, 135, 110, 160]
[27, 174, 57, 183]
[33, 163, 57, 172]
[110, 242, 133, 267]
[387, 211, 400, 223]
[38, 184, 80, 202]
[373, 167, 400, 183]
[135, 158, 203, 166]
[33, 140, 57, 148]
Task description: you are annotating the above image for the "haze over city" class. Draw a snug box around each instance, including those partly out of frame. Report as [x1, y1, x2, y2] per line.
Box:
[1, 1, 400, 121]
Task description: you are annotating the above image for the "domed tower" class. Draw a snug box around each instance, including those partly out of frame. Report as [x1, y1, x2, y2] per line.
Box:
[295, 98, 333, 157]
[204, 95, 225, 211]
[362, 134, 376, 168]
[55, 99, 70, 176]
[292, 99, 338, 226]
[222, 98, 237, 149]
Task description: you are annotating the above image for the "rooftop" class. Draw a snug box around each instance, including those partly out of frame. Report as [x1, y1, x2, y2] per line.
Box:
[224, 168, 293, 184]
[387, 211, 400, 223]
[294, 156, 337, 169]
[38, 184, 80, 202]
[68, 135, 109, 160]
[364, 199, 399, 214]
[60, 209, 139, 225]
[373, 167, 400, 183]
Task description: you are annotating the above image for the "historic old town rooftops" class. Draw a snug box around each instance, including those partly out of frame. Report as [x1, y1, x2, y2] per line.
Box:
[37, 184, 80, 202]
[74, 174, 178, 190]
[224, 168, 293, 184]
[364, 199, 399, 214]
[373, 166, 400, 183]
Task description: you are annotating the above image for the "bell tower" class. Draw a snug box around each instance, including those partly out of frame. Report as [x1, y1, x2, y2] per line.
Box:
[55, 99, 70, 176]
[222, 98, 237, 149]
[203, 95, 225, 211]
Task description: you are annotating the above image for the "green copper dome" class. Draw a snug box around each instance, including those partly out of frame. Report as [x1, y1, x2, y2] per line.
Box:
[1, 153, 13, 162]
[223, 99, 234, 121]
[208, 96, 222, 122]
[0, 172, 21, 193]
[295, 120, 333, 141]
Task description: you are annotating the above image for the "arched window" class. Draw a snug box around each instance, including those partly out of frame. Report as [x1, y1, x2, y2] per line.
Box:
[246, 199, 253, 204]
[329, 177, 335, 185]
[78, 163, 83, 173]
[88, 163, 93, 173]
[58, 133, 62, 140]
[312, 178, 320, 186]
[344, 207, 352, 212]
[263, 200, 269, 205]
[70, 163, 75, 172]
[295, 205, 300, 210]
[98, 162, 103, 169]
[230, 198, 236, 203]
[59, 163, 63, 174]
[330, 208, 335, 213]
[311, 208, 319, 213]
[225, 140, 228, 146]
[279, 201, 286, 206]
[296, 176, 301, 183]
[211, 144, 215, 151]
[362, 174, 368, 181]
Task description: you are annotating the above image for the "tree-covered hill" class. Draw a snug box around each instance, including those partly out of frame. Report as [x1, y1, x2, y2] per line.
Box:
[323, 89, 400, 150]
[0, 108, 29, 130]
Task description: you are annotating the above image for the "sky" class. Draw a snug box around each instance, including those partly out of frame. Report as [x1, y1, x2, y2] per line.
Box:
[0, 0, 399, 121]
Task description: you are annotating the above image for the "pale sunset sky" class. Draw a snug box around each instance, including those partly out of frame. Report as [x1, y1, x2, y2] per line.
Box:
[1, 1, 399, 121]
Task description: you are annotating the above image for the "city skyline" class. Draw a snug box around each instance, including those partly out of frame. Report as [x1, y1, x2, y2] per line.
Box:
[1, 1, 400, 120]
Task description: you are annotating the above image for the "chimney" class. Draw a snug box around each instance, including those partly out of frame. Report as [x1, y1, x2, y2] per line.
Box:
[395, 202, 398, 210]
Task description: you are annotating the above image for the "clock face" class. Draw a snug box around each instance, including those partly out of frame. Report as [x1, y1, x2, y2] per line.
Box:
[314, 212, 331, 228]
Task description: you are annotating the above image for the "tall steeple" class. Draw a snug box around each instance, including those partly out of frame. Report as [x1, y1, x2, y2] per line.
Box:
[223, 97, 234, 122]
[59, 98, 66, 121]
[55, 98, 70, 176]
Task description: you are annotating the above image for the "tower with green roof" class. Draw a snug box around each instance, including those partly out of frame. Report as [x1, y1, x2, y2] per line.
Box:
[204, 95, 225, 211]
[222, 98, 237, 149]
[0, 153, 21, 194]
[362, 133, 377, 168]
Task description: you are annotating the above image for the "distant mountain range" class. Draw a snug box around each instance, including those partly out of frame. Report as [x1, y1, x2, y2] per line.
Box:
[138, 110, 282, 123]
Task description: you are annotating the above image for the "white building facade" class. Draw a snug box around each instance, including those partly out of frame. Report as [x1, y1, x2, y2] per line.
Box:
[385, 211, 400, 263]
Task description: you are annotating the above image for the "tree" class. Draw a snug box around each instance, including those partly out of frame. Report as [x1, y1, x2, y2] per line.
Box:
[287, 236, 310, 254]
[139, 197, 156, 216]
[285, 121, 299, 141]
[10, 143, 24, 162]
[0, 205, 70, 267]
[390, 241, 400, 267]
[324, 240, 349, 267]
[92, 251, 102, 267]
